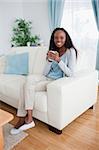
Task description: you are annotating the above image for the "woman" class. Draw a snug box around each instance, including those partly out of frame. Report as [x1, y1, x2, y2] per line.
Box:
[10, 27, 77, 134]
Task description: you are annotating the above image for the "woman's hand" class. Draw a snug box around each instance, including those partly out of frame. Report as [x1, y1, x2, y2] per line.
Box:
[47, 51, 60, 62]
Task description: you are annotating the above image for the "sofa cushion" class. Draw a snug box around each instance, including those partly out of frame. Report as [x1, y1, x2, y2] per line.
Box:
[4, 53, 29, 75]
[0, 56, 6, 73]
[11, 46, 48, 74]
[0, 74, 26, 100]
[9, 46, 38, 74]
[30, 46, 48, 74]
[0, 74, 47, 112]
[75, 50, 89, 73]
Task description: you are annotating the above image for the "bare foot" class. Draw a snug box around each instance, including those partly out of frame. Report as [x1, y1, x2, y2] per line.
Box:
[14, 117, 25, 129]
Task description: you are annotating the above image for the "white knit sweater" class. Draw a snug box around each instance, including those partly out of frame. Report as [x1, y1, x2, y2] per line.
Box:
[43, 48, 77, 77]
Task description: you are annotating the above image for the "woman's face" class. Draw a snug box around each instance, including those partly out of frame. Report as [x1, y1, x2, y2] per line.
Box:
[54, 30, 66, 48]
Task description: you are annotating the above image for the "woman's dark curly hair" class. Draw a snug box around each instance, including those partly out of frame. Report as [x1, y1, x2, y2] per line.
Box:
[49, 27, 77, 59]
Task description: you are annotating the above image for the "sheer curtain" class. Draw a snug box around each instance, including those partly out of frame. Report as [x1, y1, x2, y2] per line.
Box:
[61, 0, 98, 70]
[48, 0, 65, 32]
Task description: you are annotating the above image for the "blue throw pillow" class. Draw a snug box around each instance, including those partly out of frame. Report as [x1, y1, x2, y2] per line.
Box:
[4, 52, 28, 75]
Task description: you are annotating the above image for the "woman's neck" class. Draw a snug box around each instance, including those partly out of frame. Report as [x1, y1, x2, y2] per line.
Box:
[58, 46, 67, 57]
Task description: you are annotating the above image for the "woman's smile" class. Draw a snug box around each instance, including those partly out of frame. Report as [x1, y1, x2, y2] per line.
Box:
[56, 41, 62, 46]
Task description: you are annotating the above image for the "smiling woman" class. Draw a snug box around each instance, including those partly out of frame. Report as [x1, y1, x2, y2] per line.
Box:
[10, 27, 78, 135]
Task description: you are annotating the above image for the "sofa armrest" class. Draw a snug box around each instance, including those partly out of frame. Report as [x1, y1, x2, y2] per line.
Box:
[47, 70, 98, 130]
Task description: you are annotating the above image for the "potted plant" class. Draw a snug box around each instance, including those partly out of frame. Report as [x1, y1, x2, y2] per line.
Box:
[11, 19, 40, 47]
[30, 35, 40, 46]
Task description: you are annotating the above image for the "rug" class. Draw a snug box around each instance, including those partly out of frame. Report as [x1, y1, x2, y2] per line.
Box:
[3, 123, 28, 150]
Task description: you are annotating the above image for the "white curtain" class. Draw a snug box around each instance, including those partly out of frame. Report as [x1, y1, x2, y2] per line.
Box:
[61, 0, 98, 70]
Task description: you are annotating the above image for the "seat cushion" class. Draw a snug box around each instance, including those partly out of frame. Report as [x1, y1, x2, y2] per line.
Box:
[34, 91, 47, 112]
[0, 74, 47, 113]
[0, 74, 26, 100]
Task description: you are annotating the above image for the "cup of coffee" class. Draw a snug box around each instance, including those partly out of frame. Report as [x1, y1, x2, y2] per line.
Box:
[48, 51, 58, 62]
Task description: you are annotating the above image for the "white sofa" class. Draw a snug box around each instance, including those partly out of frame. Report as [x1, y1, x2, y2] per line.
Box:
[0, 46, 98, 134]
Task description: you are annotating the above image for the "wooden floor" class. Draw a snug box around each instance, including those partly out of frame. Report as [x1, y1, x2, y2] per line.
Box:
[0, 87, 99, 150]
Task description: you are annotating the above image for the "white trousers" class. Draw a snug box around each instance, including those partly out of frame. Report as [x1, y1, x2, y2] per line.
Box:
[17, 75, 53, 117]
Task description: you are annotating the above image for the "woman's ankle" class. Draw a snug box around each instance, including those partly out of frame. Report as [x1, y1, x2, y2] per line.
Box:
[25, 116, 33, 124]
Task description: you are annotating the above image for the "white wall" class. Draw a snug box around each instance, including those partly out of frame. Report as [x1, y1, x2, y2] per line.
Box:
[22, 0, 50, 46]
[0, 2, 23, 54]
[0, 0, 50, 54]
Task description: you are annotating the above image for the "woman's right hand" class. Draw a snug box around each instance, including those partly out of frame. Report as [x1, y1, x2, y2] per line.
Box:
[46, 51, 54, 61]
[46, 51, 52, 60]
[46, 51, 49, 60]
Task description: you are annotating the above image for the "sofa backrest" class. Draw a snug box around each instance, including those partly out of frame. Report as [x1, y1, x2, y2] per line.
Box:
[0, 55, 6, 73]
[29, 47, 48, 74]
[75, 50, 88, 72]
[10, 46, 48, 74]
[0, 46, 96, 75]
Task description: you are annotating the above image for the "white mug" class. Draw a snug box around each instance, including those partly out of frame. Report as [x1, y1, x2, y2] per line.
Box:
[48, 51, 57, 62]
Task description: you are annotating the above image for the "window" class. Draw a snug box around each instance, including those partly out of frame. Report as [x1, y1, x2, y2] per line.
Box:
[61, 0, 98, 51]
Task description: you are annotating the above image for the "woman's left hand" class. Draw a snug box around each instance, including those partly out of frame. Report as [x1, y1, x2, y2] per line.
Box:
[53, 53, 60, 62]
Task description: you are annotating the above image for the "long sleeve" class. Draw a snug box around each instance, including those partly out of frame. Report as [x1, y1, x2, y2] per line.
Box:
[58, 48, 77, 77]
[43, 60, 52, 76]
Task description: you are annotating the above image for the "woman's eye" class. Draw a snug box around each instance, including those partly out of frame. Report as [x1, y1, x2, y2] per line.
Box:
[60, 37, 64, 40]
[55, 36, 64, 40]
[54, 37, 58, 40]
